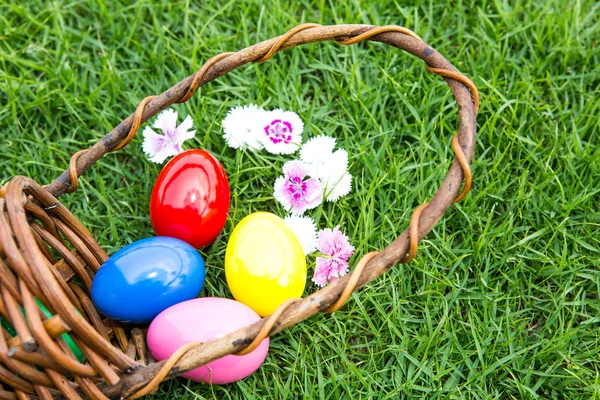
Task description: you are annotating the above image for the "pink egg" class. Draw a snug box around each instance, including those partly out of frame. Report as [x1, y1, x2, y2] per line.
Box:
[147, 297, 269, 384]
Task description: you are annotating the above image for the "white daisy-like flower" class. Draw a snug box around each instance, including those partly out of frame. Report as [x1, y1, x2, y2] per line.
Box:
[142, 109, 195, 163]
[300, 135, 338, 177]
[222, 104, 266, 151]
[255, 109, 303, 154]
[322, 171, 352, 201]
[284, 215, 318, 255]
[300, 136, 352, 202]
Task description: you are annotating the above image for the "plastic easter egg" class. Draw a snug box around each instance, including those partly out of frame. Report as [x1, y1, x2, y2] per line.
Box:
[150, 149, 230, 248]
[91, 237, 205, 324]
[225, 212, 306, 317]
[147, 297, 269, 384]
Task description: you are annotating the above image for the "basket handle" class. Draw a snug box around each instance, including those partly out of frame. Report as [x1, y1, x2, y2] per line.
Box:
[44, 23, 477, 199]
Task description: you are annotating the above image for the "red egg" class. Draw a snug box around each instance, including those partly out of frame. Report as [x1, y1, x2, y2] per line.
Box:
[150, 149, 230, 248]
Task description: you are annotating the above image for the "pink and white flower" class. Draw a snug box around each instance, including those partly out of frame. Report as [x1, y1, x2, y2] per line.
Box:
[142, 109, 195, 163]
[257, 109, 303, 154]
[312, 226, 355, 287]
[274, 160, 322, 215]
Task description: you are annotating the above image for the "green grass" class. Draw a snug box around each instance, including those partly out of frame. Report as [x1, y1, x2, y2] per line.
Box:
[1, 0, 599, 398]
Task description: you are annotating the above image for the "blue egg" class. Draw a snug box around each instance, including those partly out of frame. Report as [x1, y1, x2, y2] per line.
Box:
[91, 237, 205, 324]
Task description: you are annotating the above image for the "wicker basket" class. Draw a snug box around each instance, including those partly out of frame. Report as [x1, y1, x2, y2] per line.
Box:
[0, 23, 478, 399]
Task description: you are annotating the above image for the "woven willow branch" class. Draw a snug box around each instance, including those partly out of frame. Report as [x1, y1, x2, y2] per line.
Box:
[37, 23, 478, 398]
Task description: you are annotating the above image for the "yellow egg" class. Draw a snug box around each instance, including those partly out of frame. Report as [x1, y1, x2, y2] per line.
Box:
[225, 212, 306, 316]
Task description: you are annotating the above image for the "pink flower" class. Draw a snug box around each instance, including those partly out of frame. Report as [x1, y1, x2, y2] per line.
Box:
[142, 109, 195, 163]
[312, 226, 355, 287]
[273, 160, 323, 215]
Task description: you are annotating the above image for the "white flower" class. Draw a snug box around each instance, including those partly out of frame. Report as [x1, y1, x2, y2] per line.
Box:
[255, 109, 303, 154]
[222, 104, 266, 151]
[322, 171, 352, 201]
[300, 135, 338, 177]
[300, 135, 352, 202]
[142, 109, 196, 163]
[284, 215, 317, 255]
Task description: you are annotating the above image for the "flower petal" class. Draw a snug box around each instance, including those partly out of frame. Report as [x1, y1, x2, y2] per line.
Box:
[153, 109, 178, 136]
[262, 138, 301, 155]
[315, 149, 348, 184]
[316, 226, 355, 261]
[301, 135, 336, 158]
[300, 135, 337, 177]
[223, 104, 266, 151]
[326, 258, 349, 280]
[142, 127, 178, 164]
[258, 109, 303, 154]
[284, 215, 317, 255]
[176, 129, 196, 146]
[312, 257, 349, 287]
[324, 172, 352, 201]
[279, 110, 304, 135]
[312, 257, 334, 287]
[174, 115, 196, 143]
[304, 177, 323, 207]
[328, 149, 349, 178]
[332, 226, 355, 261]
[289, 197, 309, 215]
[273, 176, 291, 209]
[316, 227, 336, 256]
[282, 160, 308, 181]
